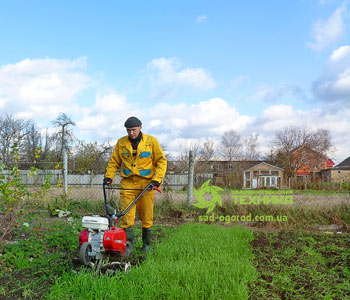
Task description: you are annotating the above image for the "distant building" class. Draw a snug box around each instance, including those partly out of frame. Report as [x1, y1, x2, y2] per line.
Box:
[291, 146, 334, 177]
[243, 162, 284, 189]
[167, 159, 283, 188]
[322, 156, 350, 183]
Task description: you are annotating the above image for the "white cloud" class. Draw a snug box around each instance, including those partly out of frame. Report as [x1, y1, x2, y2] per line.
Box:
[144, 57, 216, 98]
[196, 15, 207, 23]
[1, 57, 349, 163]
[306, 4, 346, 51]
[256, 105, 303, 131]
[252, 83, 306, 102]
[252, 104, 350, 162]
[74, 97, 253, 151]
[312, 45, 350, 103]
[0, 57, 90, 121]
[330, 45, 350, 62]
[139, 100, 350, 162]
[0, 97, 7, 110]
[144, 98, 252, 142]
[75, 91, 143, 141]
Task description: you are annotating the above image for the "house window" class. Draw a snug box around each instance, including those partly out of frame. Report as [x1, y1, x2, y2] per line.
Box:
[245, 171, 251, 189]
[261, 176, 278, 188]
[253, 171, 259, 178]
[228, 164, 233, 170]
[271, 177, 276, 185]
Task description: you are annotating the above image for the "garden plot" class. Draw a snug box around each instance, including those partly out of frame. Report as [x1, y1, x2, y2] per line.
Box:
[48, 224, 257, 300]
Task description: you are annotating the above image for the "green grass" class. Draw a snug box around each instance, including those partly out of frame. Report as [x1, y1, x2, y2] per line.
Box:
[2, 193, 350, 299]
[47, 224, 257, 300]
[212, 201, 350, 230]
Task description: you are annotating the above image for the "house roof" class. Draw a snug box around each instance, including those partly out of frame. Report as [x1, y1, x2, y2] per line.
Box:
[334, 156, 350, 170]
[291, 145, 334, 167]
[243, 161, 284, 172]
[291, 145, 316, 154]
[291, 145, 326, 157]
[326, 159, 335, 167]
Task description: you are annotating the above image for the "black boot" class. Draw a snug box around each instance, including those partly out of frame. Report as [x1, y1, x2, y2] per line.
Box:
[124, 227, 134, 256]
[142, 227, 151, 254]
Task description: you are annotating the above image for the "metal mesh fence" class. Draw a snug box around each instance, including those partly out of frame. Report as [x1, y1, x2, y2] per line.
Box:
[0, 167, 195, 203]
[4, 154, 349, 206]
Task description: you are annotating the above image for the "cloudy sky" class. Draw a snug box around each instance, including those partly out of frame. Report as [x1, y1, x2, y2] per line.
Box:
[0, 0, 350, 162]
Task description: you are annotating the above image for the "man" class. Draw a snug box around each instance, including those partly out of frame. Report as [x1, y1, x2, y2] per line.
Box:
[103, 116, 167, 255]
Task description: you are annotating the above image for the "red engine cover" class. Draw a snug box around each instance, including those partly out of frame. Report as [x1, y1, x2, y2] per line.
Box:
[79, 229, 89, 245]
[103, 227, 126, 255]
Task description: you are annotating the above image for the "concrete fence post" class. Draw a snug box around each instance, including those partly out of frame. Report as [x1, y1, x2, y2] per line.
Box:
[187, 150, 194, 205]
[63, 151, 68, 195]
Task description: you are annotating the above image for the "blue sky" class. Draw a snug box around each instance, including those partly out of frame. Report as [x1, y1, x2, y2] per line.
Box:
[0, 0, 349, 162]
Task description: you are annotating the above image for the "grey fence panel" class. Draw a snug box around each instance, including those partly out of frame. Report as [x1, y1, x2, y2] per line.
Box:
[2, 169, 210, 201]
[2, 170, 211, 189]
[164, 173, 213, 190]
[1, 169, 62, 185]
[164, 174, 188, 190]
[67, 174, 121, 186]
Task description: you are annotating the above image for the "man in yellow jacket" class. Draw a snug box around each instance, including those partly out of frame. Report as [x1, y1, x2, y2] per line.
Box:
[104, 116, 167, 255]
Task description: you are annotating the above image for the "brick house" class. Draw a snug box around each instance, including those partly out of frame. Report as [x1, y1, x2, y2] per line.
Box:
[291, 146, 334, 177]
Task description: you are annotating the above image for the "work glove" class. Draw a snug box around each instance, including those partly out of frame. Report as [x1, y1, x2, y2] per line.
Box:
[103, 177, 112, 185]
[148, 180, 160, 191]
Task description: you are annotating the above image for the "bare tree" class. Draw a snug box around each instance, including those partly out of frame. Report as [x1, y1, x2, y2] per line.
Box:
[270, 125, 333, 178]
[241, 133, 259, 160]
[177, 140, 202, 172]
[73, 140, 113, 174]
[307, 129, 333, 155]
[40, 129, 55, 161]
[160, 143, 172, 161]
[21, 123, 42, 167]
[220, 130, 241, 161]
[52, 113, 75, 160]
[199, 138, 216, 161]
[197, 138, 217, 173]
[0, 114, 31, 166]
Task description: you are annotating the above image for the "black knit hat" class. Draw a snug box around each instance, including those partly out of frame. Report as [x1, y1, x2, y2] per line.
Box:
[124, 116, 142, 128]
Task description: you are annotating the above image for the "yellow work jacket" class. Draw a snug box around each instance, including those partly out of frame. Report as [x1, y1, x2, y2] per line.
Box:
[105, 133, 167, 183]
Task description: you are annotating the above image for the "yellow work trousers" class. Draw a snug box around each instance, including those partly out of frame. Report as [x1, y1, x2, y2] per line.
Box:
[120, 177, 155, 229]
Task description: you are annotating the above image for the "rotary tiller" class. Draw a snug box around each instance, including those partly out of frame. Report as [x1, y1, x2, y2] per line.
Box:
[78, 182, 161, 273]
